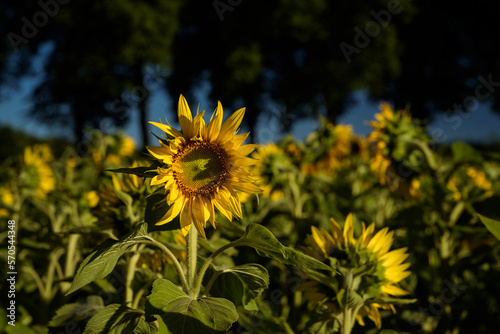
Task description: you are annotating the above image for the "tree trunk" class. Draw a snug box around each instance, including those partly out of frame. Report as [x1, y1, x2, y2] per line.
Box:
[134, 61, 149, 148]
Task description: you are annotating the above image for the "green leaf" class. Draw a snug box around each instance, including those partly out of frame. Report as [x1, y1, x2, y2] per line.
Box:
[67, 224, 149, 295]
[236, 224, 334, 271]
[49, 296, 104, 327]
[108, 164, 159, 178]
[451, 142, 483, 164]
[379, 330, 399, 334]
[146, 279, 238, 333]
[211, 264, 269, 309]
[478, 214, 500, 241]
[145, 192, 181, 232]
[113, 187, 133, 207]
[5, 324, 39, 334]
[83, 304, 157, 334]
[370, 297, 417, 305]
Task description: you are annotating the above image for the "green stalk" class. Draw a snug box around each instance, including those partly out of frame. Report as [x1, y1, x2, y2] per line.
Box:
[341, 269, 354, 334]
[125, 245, 142, 305]
[186, 225, 198, 296]
[406, 139, 438, 170]
[139, 237, 189, 293]
[61, 233, 80, 292]
[192, 240, 237, 299]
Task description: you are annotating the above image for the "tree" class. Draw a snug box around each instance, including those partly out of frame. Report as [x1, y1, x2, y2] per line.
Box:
[2, 0, 181, 147]
[167, 0, 415, 140]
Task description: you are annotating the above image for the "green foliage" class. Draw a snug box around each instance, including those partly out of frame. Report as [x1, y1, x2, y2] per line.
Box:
[478, 214, 500, 242]
[67, 224, 149, 295]
[2, 116, 500, 333]
[235, 224, 334, 271]
[210, 264, 269, 309]
[146, 279, 238, 333]
[83, 304, 157, 334]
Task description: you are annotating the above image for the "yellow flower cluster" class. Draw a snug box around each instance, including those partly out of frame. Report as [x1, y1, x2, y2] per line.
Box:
[304, 214, 411, 328]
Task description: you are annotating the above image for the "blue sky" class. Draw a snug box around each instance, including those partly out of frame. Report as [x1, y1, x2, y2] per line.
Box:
[1, 54, 500, 146]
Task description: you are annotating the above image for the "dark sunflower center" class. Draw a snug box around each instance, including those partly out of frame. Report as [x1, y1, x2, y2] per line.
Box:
[173, 141, 229, 196]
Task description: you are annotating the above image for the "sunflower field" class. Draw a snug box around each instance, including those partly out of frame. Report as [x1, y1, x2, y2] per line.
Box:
[1, 97, 500, 334]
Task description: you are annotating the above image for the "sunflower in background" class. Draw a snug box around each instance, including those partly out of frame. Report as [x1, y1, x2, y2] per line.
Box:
[243, 143, 293, 202]
[367, 103, 430, 199]
[91, 133, 137, 167]
[300, 214, 412, 331]
[147, 95, 262, 238]
[92, 161, 152, 236]
[302, 123, 366, 177]
[20, 144, 56, 199]
[446, 165, 494, 201]
[0, 185, 14, 217]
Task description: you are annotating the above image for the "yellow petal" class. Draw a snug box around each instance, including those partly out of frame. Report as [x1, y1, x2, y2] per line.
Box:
[311, 226, 327, 256]
[329, 218, 344, 246]
[236, 144, 259, 157]
[382, 284, 409, 296]
[151, 173, 171, 186]
[343, 213, 354, 246]
[167, 186, 180, 205]
[149, 121, 183, 138]
[381, 248, 409, 267]
[367, 227, 390, 254]
[204, 102, 223, 141]
[214, 195, 233, 221]
[203, 196, 216, 228]
[180, 198, 192, 236]
[178, 95, 195, 139]
[385, 263, 411, 282]
[232, 156, 258, 166]
[192, 196, 209, 227]
[156, 198, 183, 225]
[222, 132, 249, 151]
[231, 181, 262, 194]
[218, 107, 245, 142]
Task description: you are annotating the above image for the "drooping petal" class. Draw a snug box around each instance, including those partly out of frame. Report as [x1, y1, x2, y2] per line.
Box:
[180, 198, 192, 236]
[203, 196, 216, 228]
[213, 194, 233, 221]
[150, 173, 171, 186]
[166, 185, 180, 205]
[156, 198, 183, 225]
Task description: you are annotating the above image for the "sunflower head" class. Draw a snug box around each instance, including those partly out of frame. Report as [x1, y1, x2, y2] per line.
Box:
[302, 214, 412, 329]
[21, 144, 56, 198]
[368, 103, 432, 190]
[446, 165, 494, 201]
[302, 123, 366, 176]
[247, 143, 292, 200]
[146, 95, 261, 238]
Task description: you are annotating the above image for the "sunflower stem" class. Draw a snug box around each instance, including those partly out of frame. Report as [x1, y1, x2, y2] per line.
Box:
[187, 225, 198, 296]
[342, 269, 354, 334]
[139, 237, 189, 292]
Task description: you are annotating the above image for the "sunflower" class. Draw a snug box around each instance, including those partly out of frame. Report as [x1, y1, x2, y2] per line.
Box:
[303, 214, 411, 329]
[301, 123, 367, 177]
[147, 95, 261, 238]
[22, 144, 56, 198]
[248, 143, 288, 201]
